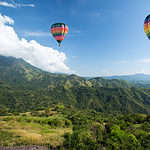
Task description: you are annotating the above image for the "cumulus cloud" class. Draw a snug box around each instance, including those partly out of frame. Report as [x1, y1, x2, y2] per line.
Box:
[0, 13, 71, 73]
[0, 1, 35, 8]
[0, 14, 14, 24]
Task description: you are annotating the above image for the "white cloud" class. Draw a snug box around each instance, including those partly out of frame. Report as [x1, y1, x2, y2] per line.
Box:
[0, 14, 14, 24]
[0, 1, 35, 8]
[0, 13, 71, 73]
[23, 31, 49, 37]
[0, 1, 16, 8]
[15, 3, 35, 8]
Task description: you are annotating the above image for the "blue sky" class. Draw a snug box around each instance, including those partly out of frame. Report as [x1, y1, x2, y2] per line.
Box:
[0, 0, 150, 76]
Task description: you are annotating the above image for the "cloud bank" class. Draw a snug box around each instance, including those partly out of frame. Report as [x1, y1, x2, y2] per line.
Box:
[0, 14, 71, 73]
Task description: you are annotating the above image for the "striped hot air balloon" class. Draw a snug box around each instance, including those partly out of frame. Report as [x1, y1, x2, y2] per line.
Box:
[144, 15, 150, 40]
[50, 23, 69, 46]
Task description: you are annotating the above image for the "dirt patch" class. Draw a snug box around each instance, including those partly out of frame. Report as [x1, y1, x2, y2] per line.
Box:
[0, 146, 49, 150]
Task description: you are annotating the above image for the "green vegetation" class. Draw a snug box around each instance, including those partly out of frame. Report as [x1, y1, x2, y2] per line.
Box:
[1, 56, 150, 149]
[0, 105, 72, 147]
[0, 105, 150, 149]
[0, 56, 150, 114]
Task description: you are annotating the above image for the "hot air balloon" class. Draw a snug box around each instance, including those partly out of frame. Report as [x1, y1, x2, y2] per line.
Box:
[144, 15, 150, 40]
[50, 23, 69, 46]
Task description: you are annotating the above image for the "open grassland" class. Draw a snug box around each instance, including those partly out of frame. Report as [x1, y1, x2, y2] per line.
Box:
[0, 115, 72, 147]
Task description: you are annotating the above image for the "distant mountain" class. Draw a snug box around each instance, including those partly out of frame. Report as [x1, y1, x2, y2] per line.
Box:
[103, 74, 150, 88]
[0, 55, 150, 114]
[103, 74, 150, 81]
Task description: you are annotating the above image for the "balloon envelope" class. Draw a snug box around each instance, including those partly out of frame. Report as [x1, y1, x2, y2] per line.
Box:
[50, 23, 68, 46]
[144, 15, 150, 40]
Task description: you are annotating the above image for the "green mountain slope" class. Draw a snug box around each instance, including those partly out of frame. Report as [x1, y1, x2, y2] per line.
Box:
[0, 55, 150, 114]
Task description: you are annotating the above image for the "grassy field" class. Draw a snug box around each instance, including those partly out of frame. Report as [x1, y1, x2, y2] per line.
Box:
[0, 115, 72, 147]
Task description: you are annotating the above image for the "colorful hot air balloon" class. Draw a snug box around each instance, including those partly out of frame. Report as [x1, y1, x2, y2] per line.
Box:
[50, 23, 69, 46]
[144, 15, 150, 40]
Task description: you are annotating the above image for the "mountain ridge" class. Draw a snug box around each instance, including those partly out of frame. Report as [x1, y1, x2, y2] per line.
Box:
[0, 55, 150, 114]
[103, 73, 150, 81]
[103, 73, 150, 88]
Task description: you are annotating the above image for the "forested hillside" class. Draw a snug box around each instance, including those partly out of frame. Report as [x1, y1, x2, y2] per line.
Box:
[0, 55, 150, 114]
[1, 104, 150, 150]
